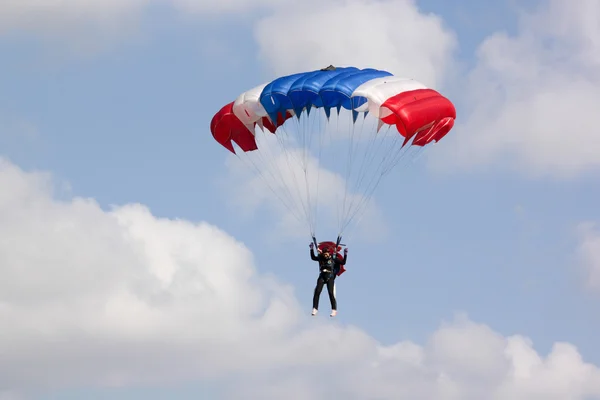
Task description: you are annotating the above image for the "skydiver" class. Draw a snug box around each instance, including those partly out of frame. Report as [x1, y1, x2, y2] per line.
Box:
[309, 242, 347, 317]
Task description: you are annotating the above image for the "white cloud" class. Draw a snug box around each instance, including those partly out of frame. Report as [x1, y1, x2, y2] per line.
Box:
[227, 316, 600, 400]
[0, 0, 148, 36]
[0, 156, 302, 391]
[576, 222, 600, 291]
[1, 157, 600, 399]
[434, 0, 600, 178]
[0, 0, 157, 58]
[252, 0, 458, 88]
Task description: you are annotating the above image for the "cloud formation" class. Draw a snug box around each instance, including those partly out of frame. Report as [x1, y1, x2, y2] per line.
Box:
[252, 0, 457, 88]
[0, 157, 301, 391]
[0, 0, 147, 37]
[1, 157, 599, 399]
[438, 0, 600, 177]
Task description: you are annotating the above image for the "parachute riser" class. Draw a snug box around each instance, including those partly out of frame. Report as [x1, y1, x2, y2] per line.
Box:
[312, 235, 345, 250]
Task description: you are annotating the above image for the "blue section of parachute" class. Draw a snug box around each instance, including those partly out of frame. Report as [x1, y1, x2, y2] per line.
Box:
[259, 66, 393, 123]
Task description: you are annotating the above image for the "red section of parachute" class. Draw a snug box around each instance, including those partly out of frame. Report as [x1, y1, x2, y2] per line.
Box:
[380, 88, 456, 147]
[262, 111, 293, 133]
[210, 102, 258, 154]
[413, 116, 455, 146]
[318, 241, 346, 276]
[210, 103, 293, 154]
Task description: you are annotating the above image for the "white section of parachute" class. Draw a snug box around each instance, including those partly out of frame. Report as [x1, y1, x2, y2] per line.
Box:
[352, 77, 428, 118]
[233, 83, 268, 132]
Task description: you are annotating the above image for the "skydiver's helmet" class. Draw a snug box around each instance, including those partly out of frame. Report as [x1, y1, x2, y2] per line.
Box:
[322, 248, 332, 258]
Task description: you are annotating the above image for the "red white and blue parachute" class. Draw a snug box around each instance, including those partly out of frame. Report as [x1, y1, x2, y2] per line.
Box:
[211, 66, 456, 239]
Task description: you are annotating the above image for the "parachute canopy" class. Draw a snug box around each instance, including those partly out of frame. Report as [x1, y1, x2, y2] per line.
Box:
[211, 65, 456, 239]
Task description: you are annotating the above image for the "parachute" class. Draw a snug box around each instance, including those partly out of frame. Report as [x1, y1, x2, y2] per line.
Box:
[210, 65, 456, 241]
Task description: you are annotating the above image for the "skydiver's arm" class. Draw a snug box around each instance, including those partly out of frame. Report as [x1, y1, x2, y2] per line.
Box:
[310, 248, 319, 261]
[337, 252, 347, 265]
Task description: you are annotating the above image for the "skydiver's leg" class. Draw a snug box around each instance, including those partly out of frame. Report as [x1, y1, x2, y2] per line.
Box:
[326, 276, 337, 312]
[312, 276, 325, 312]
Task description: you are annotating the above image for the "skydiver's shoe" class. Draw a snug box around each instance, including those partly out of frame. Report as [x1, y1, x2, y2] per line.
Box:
[330, 310, 337, 317]
[311, 308, 318, 316]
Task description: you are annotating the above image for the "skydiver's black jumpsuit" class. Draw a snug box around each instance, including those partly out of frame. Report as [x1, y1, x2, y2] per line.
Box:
[311, 248, 347, 311]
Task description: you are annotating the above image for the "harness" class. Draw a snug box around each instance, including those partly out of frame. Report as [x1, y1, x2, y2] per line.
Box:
[319, 257, 337, 281]
[312, 236, 346, 282]
[313, 236, 345, 281]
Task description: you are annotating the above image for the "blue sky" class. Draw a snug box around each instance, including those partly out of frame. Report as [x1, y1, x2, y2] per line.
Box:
[1, 0, 600, 399]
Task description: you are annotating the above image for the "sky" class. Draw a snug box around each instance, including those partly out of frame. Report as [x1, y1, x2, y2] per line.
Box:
[1, 0, 600, 399]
